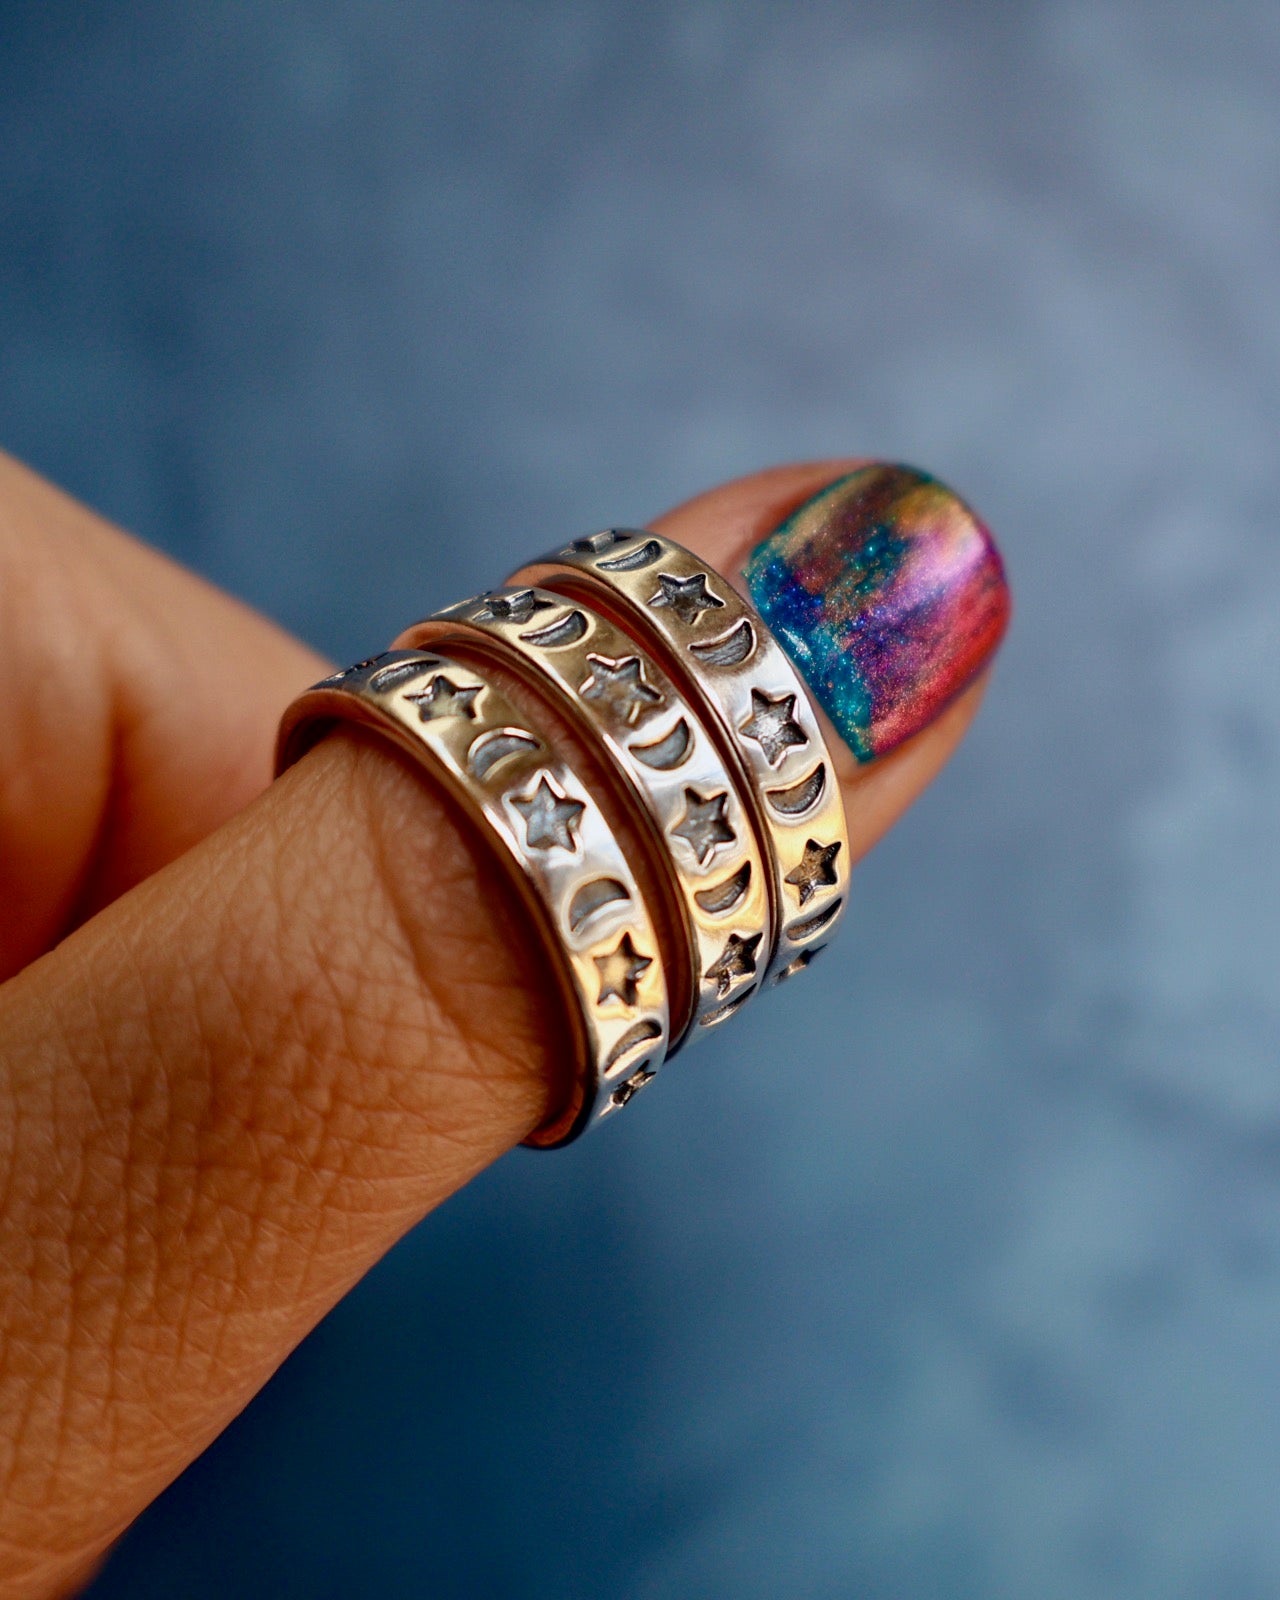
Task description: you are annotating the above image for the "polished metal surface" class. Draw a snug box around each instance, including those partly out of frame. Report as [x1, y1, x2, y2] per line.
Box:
[396, 585, 773, 1041]
[514, 532, 850, 988]
[276, 648, 670, 1146]
[278, 535, 850, 1143]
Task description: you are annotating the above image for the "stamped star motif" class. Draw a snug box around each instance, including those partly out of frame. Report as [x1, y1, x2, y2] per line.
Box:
[511, 775, 585, 851]
[784, 839, 842, 906]
[571, 529, 630, 554]
[671, 787, 735, 864]
[405, 673, 482, 722]
[594, 933, 653, 1007]
[474, 589, 553, 625]
[739, 688, 808, 766]
[579, 653, 665, 726]
[704, 931, 762, 999]
[649, 571, 725, 626]
[608, 1064, 656, 1110]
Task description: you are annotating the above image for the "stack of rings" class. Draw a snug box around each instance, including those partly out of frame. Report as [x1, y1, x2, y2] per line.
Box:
[276, 529, 849, 1147]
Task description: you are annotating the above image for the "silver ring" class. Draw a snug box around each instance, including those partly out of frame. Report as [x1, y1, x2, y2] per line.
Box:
[276, 648, 671, 1145]
[513, 531, 850, 988]
[394, 588, 774, 1041]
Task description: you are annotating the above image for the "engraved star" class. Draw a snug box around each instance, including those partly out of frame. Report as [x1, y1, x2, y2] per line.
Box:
[739, 688, 808, 766]
[784, 839, 842, 906]
[571, 529, 630, 554]
[404, 673, 482, 722]
[511, 775, 585, 851]
[671, 787, 735, 864]
[594, 933, 653, 1007]
[578, 653, 665, 726]
[474, 589, 553, 625]
[649, 571, 725, 626]
[704, 931, 763, 999]
[608, 1064, 656, 1110]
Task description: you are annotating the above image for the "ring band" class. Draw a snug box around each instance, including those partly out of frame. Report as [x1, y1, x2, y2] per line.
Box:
[513, 531, 850, 987]
[276, 530, 851, 1146]
[394, 588, 773, 1041]
[275, 648, 671, 1146]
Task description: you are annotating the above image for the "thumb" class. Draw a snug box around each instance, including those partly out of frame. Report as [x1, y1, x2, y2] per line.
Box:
[0, 461, 1007, 1596]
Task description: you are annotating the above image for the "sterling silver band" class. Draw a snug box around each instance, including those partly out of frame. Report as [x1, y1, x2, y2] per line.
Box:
[513, 531, 850, 988]
[275, 530, 851, 1146]
[395, 588, 773, 1042]
[276, 648, 671, 1146]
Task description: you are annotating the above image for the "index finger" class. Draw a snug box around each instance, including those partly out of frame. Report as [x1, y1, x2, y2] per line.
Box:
[0, 460, 1007, 1596]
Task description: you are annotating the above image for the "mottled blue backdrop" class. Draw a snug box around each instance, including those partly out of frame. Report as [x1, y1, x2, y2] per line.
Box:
[2, 3, 1278, 1596]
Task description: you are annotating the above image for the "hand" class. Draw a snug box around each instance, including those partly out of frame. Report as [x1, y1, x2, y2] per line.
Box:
[0, 452, 1004, 1597]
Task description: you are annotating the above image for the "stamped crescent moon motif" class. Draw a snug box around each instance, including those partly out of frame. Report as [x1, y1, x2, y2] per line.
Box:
[697, 987, 757, 1028]
[519, 609, 588, 648]
[765, 763, 827, 817]
[601, 1018, 663, 1075]
[629, 717, 693, 771]
[367, 656, 441, 692]
[693, 861, 752, 915]
[688, 618, 756, 667]
[785, 899, 843, 942]
[466, 728, 540, 780]
[596, 539, 661, 572]
[315, 656, 382, 687]
[774, 946, 826, 984]
[567, 876, 631, 934]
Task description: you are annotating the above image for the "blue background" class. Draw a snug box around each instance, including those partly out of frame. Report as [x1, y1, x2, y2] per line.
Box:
[2, 3, 1278, 1596]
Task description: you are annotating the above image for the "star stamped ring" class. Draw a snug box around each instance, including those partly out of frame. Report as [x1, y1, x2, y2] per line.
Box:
[395, 588, 774, 1042]
[276, 647, 671, 1146]
[0, 444, 1014, 1582]
[277, 528, 852, 1145]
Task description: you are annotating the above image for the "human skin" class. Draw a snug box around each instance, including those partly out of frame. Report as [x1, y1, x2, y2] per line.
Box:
[0, 452, 1003, 1597]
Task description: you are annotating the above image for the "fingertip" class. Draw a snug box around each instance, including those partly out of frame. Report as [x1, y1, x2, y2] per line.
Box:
[648, 458, 1009, 858]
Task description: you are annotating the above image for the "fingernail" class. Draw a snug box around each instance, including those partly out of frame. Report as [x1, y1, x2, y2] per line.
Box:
[743, 463, 1010, 762]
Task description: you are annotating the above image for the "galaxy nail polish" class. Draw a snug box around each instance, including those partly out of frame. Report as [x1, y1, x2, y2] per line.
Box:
[743, 463, 1010, 762]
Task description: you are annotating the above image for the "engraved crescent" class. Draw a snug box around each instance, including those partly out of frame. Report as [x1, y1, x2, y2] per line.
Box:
[467, 728, 540, 779]
[596, 538, 661, 571]
[688, 618, 755, 667]
[697, 987, 757, 1027]
[693, 861, 752, 915]
[519, 609, 588, 647]
[316, 655, 385, 687]
[567, 876, 631, 934]
[766, 763, 827, 817]
[785, 899, 843, 942]
[601, 1018, 663, 1075]
[367, 656, 441, 692]
[773, 945, 827, 984]
[630, 717, 692, 771]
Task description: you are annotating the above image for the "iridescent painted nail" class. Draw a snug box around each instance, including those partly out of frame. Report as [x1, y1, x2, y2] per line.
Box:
[743, 463, 1010, 763]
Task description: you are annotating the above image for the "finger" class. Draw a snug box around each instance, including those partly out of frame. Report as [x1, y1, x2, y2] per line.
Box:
[0, 452, 327, 977]
[0, 462, 1008, 1596]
